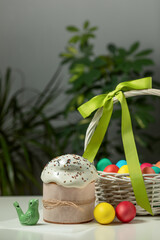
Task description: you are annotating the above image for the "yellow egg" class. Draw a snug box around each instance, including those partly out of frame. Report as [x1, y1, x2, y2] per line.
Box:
[118, 165, 129, 174]
[94, 202, 115, 224]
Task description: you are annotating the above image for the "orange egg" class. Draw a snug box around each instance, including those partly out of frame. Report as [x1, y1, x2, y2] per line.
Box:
[155, 161, 160, 168]
[142, 167, 155, 174]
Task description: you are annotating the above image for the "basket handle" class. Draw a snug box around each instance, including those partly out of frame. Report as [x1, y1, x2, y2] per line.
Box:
[79, 78, 159, 215]
[84, 88, 160, 151]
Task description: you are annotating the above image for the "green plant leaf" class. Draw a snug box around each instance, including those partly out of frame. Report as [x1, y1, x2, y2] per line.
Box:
[66, 26, 79, 32]
[89, 26, 98, 32]
[81, 45, 94, 56]
[132, 62, 142, 72]
[69, 74, 80, 83]
[135, 49, 153, 57]
[0, 134, 15, 190]
[118, 48, 128, 57]
[83, 20, 89, 29]
[0, 68, 11, 116]
[72, 74, 86, 89]
[70, 57, 92, 69]
[122, 61, 133, 73]
[81, 34, 95, 45]
[134, 111, 154, 129]
[108, 44, 117, 54]
[76, 94, 85, 106]
[0, 157, 11, 195]
[70, 64, 85, 74]
[19, 167, 41, 190]
[69, 35, 80, 44]
[0, 73, 2, 98]
[85, 69, 101, 86]
[73, 69, 101, 89]
[135, 135, 148, 147]
[92, 57, 107, 68]
[67, 46, 78, 54]
[60, 52, 74, 58]
[20, 142, 32, 169]
[128, 42, 140, 54]
[134, 59, 154, 66]
[29, 140, 53, 157]
[132, 58, 154, 73]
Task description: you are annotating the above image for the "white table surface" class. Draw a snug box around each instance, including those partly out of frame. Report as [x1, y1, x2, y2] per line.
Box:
[0, 196, 160, 240]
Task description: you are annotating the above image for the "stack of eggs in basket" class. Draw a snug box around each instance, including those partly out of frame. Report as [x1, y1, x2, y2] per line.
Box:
[96, 158, 160, 175]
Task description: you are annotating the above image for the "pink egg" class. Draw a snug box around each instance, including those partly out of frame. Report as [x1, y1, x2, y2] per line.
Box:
[142, 167, 155, 174]
[140, 163, 152, 171]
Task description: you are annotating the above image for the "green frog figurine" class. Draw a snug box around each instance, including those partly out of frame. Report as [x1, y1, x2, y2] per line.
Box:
[13, 199, 39, 225]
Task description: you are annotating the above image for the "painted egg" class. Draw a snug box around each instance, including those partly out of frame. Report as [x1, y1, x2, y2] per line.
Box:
[96, 158, 112, 171]
[118, 165, 129, 174]
[155, 161, 160, 168]
[152, 166, 160, 174]
[142, 167, 155, 174]
[140, 163, 152, 171]
[116, 160, 127, 168]
[104, 164, 119, 173]
[94, 202, 115, 224]
[116, 201, 136, 223]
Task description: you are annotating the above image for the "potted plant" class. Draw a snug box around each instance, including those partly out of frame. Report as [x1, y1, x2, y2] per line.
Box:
[59, 20, 159, 162]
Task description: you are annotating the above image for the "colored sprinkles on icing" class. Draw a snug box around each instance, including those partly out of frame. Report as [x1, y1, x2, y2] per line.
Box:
[41, 154, 98, 188]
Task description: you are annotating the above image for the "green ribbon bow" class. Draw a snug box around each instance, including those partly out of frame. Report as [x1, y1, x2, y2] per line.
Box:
[78, 77, 153, 215]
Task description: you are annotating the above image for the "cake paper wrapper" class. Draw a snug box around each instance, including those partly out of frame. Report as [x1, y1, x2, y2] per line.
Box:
[43, 182, 95, 223]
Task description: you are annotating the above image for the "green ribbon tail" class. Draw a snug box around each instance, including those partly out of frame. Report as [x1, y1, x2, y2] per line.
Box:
[83, 99, 113, 163]
[116, 91, 153, 215]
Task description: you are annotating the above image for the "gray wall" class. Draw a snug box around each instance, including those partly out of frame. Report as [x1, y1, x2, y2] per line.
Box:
[1, 1, 160, 195]
[0, 0, 159, 161]
[0, 0, 160, 91]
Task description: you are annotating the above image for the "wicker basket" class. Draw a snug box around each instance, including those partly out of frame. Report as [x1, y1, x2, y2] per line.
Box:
[84, 88, 160, 215]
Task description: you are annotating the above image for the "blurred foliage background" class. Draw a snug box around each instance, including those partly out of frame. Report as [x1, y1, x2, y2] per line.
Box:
[59, 21, 160, 161]
[0, 68, 63, 195]
[0, 21, 160, 195]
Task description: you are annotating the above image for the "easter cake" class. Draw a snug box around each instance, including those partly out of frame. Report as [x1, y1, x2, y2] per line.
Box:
[41, 154, 98, 224]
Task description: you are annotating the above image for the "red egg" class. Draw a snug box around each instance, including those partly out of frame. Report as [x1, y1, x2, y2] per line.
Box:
[140, 163, 152, 171]
[142, 167, 155, 174]
[115, 201, 136, 223]
[103, 164, 119, 173]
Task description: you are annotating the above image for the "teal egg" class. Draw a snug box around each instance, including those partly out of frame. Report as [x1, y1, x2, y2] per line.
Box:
[116, 160, 127, 168]
[96, 158, 112, 171]
[151, 166, 160, 174]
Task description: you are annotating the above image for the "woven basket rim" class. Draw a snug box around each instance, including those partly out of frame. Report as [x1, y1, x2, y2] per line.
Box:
[97, 170, 160, 176]
[97, 171, 160, 183]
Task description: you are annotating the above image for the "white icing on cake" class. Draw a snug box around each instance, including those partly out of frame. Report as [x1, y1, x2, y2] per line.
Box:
[41, 154, 98, 188]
